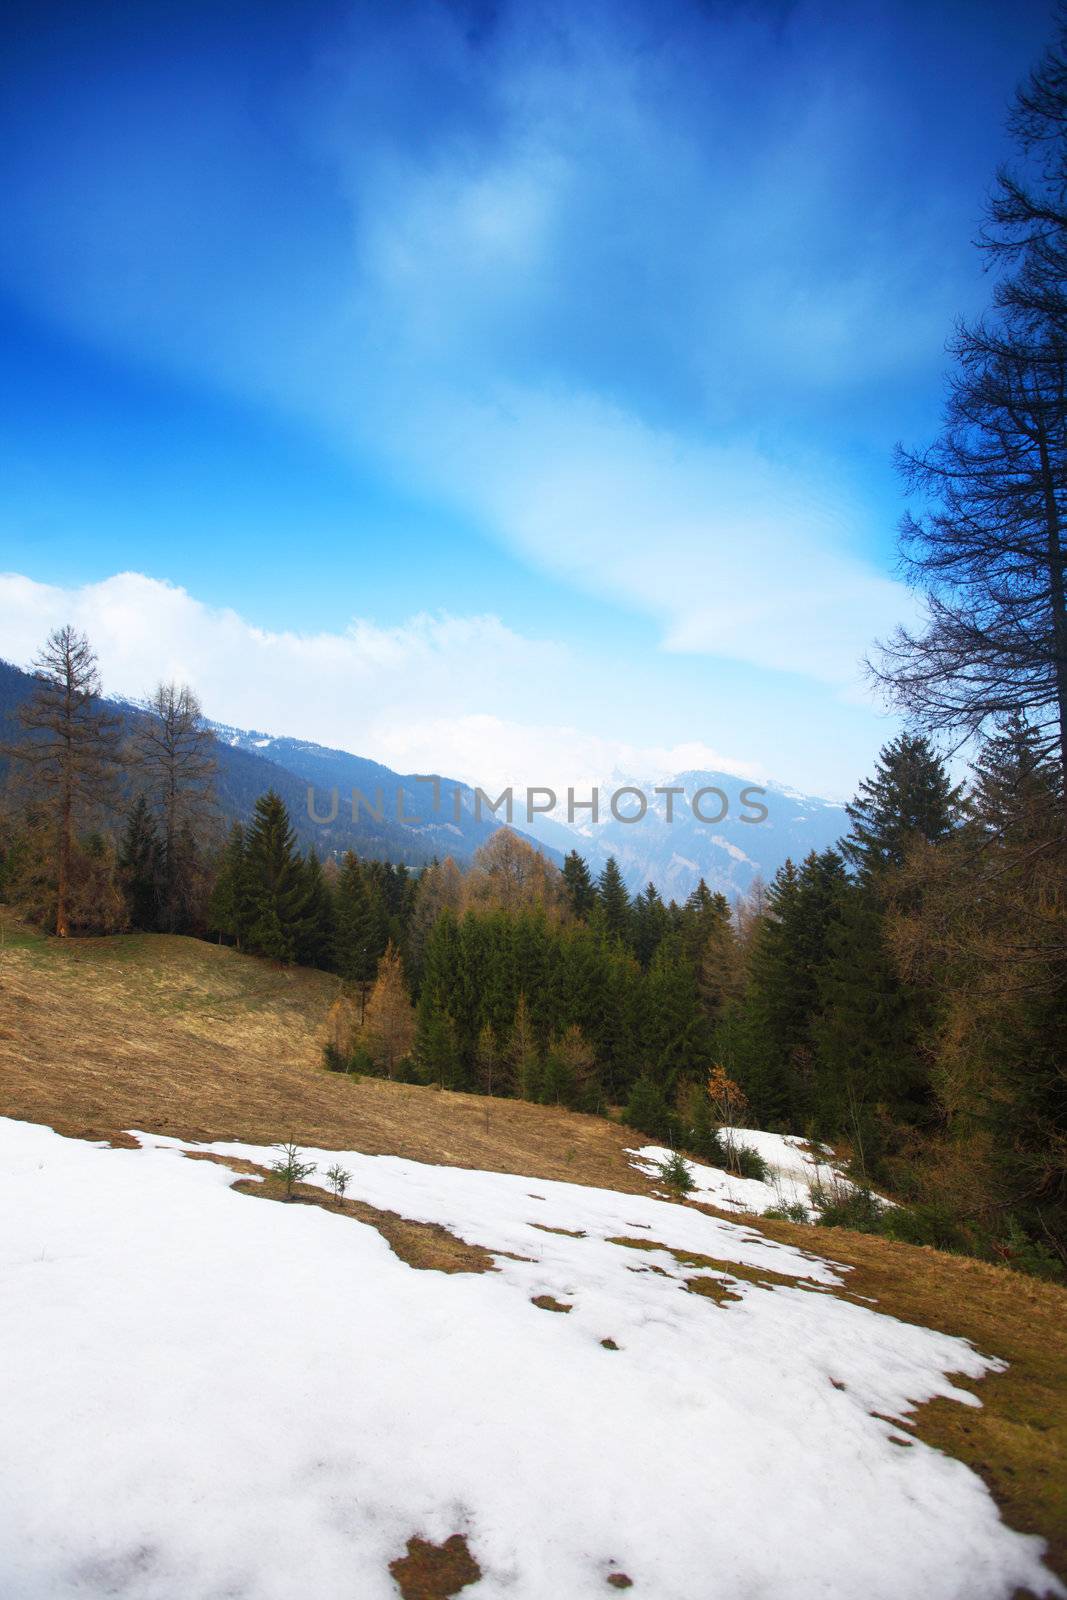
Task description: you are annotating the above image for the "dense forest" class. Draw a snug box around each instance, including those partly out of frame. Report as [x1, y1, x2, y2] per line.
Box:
[3, 20, 1067, 1280]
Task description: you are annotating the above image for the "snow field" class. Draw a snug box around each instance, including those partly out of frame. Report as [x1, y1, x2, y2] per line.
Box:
[0, 1117, 1061, 1600]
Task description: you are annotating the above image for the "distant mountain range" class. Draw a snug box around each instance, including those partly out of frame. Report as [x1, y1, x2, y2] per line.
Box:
[0, 658, 850, 896]
[518, 769, 849, 897]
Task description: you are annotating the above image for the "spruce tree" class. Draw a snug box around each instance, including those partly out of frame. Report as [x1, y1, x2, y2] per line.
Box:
[243, 791, 311, 962]
[632, 883, 670, 967]
[562, 850, 597, 920]
[971, 712, 1062, 845]
[639, 934, 707, 1094]
[843, 734, 963, 881]
[413, 989, 461, 1088]
[334, 852, 388, 1011]
[507, 993, 542, 1100]
[595, 856, 632, 945]
[207, 822, 250, 946]
[297, 849, 335, 969]
[118, 795, 162, 930]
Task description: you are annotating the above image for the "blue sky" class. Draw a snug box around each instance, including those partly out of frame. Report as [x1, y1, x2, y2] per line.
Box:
[0, 0, 1055, 796]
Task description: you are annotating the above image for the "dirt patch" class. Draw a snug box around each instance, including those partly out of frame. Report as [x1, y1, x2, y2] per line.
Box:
[606, 1236, 827, 1295]
[685, 1276, 743, 1307]
[388, 1533, 481, 1599]
[175, 1149, 497, 1275]
[531, 1294, 572, 1313]
[531, 1223, 586, 1238]
[606, 1576, 634, 1590]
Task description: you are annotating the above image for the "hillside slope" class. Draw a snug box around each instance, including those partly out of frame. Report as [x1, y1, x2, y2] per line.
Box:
[0, 916, 1064, 1590]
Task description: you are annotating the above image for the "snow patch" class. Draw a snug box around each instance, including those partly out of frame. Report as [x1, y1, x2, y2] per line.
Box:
[0, 1117, 1059, 1600]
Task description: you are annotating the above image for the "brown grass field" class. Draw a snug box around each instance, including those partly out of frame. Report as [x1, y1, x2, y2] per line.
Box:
[0, 910, 1064, 1588]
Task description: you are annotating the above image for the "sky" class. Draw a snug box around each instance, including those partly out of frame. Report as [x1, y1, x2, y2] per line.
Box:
[0, 0, 1056, 799]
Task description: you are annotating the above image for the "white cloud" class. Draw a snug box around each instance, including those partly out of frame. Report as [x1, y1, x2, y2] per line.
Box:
[0, 571, 772, 791]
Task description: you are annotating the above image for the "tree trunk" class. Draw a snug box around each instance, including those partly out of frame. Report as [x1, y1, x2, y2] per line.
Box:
[1036, 424, 1067, 799]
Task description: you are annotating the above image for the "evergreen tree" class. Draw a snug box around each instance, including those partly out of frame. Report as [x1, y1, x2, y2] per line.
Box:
[207, 822, 250, 947]
[811, 883, 925, 1154]
[562, 850, 597, 920]
[413, 989, 462, 1088]
[334, 852, 388, 1011]
[632, 883, 670, 967]
[243, 791, 311, 962]
[623, 1076, 677, 1143]
[971, 712, 1062, 845]
[117, 795, 162, 930]
[507, 993, 542, 1100]
[843, 734, 963, 881]
[297, 849, 335, 969]
[595, 856, 631, 945]
[639, 933, 707, 1092]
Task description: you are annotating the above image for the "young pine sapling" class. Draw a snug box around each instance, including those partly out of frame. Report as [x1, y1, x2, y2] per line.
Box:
[325, 1162, 352, 1206]
[270, 1140, 317, 1198]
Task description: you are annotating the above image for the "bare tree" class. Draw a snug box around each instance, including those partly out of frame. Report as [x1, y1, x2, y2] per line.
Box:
[6, 627, 121, 937]
[983, 11, 1067, 334]
[872, 320, 1067, 799]
[134, 682, 216, 930]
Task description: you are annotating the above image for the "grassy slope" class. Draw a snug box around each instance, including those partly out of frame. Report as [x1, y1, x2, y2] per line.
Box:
[0, 912, 1064, 1586]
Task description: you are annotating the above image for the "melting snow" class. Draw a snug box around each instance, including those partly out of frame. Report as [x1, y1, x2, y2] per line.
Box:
[0, 1117, 1060, 1600]
[630, 1127, 862, 1219]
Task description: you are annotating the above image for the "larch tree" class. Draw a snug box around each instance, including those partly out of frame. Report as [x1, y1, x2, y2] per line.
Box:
[134, 682, 216, 931]
[8, 627, 122, 937]
[362, 942, 416, 1078]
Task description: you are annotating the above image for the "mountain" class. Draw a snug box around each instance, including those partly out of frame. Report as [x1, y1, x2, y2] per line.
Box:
[1, 657, 848, 891]
[0, 660, 559, 869]
[519, 768, 850, 900]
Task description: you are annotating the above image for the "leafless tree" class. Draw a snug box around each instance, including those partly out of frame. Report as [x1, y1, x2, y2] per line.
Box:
[7, 627, 122, 936]
[134, 682, 216, 930]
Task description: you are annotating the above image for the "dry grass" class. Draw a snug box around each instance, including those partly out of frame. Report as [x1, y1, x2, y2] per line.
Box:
[719, 1209, 1067, 1585]
[181, 1151, 498, 1274]
[0, 915, 651, 1192]
[1, 913, 1065, 1585]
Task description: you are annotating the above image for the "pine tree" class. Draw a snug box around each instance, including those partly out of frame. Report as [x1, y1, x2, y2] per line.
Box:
[507, 993, 542, 1100]
[334, 852, 388, 1008]
[243, 791, 311, 962]
[207, 822, 250, 946]
[562, 850, 597, 920]
[118, 795, 162, 930]
[5, 627, 122, 936]
[297, 849, 335, 969]
[595, 857, 631, 945]
[971, 712, 1062, 846]
[413, 989, 461, 1088]
[623, 1076, 676, 1143]
[639, 934, 707, 1093]
[843, 734, 963, 881]
[729, 853, 848, 1127]
[632, 883, 670, 967]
